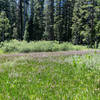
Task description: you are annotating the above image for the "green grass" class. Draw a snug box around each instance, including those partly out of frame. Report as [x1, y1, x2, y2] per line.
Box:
[0, 40, 88, 53]
[0, 49, 4, 54]
[0, 53, 100, 100]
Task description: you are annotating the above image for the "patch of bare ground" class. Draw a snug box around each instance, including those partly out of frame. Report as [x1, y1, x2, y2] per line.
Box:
[0, 50, 100, 58]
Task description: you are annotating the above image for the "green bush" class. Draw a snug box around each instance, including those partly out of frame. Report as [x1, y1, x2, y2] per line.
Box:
[0, 39, 88, 53]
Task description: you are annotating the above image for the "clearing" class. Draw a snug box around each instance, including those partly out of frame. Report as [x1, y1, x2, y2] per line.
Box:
[0, 50, 100, 100]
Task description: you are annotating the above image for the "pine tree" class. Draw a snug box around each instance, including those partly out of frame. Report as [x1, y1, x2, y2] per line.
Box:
[54, 0, 63, 41]
[0, 11, 11, 41]
[95, 0, 100, 48]
[24, 21, 30, 42]
[9, 0, 17, 39]
[72, 0, 99, 47]
[62, 0, 75, 42]
[33, 0, 45, 40]
[71, 0, 82, 44]
[17, 0, 30, 40]
[44, 0, 54, 40]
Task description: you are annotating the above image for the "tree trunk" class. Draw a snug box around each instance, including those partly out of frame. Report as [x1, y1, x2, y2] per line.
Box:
[19, 0, 23, 40]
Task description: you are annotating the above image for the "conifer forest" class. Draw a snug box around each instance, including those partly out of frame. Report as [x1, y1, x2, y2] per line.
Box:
[0, 0, 100, 48]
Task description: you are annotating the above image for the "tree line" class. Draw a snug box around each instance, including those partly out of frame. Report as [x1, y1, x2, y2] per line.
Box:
[0, 0, 100, 48]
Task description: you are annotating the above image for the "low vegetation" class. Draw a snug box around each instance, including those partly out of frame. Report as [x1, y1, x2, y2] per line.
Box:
[0, 53, 100, 99]
[0, 40, 89, 53]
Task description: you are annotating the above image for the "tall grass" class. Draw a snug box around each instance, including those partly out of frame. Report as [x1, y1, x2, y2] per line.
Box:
[0, 54, 100, 99]
[0, 40, 88, 53]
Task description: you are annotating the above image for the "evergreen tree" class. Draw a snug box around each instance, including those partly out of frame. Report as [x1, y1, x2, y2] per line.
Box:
[72, 0, 97, 47]
[17, 0, 29, 40]
[24, 21, 30, 41]
[9, 0, 17, 39]
[95, 0, 100, 48]
[72, 0, 83, 44]
[54, 0, 63, 41]
[62, 0, 75, 42]
[24, 0, 45, 41]
[33, 0, 45, 40]
[0, 11, 11, 41]
[44, 0, 54, 40]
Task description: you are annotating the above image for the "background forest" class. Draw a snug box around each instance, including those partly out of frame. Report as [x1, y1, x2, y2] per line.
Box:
[0, 0, 100, 48]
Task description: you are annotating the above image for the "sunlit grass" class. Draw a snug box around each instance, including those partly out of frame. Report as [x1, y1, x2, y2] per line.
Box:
[0, 54, 100, 100]
[0, 49, 4, 54]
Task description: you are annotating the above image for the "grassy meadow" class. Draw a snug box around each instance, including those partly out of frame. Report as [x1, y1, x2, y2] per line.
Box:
[0, 53, 100, 100]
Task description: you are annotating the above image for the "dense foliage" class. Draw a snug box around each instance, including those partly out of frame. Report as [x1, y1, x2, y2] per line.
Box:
[0, 0, 100, 47]
[0, 40, 88, 53]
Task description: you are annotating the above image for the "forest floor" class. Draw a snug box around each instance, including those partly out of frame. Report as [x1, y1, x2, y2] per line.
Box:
[0, 50, 100, 58]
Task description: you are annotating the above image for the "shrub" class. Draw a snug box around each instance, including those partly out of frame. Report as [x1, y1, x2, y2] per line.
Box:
[0, 40, 88, 53]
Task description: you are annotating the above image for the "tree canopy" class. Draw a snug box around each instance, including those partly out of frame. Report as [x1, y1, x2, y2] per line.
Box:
[0, 0, 100, 48]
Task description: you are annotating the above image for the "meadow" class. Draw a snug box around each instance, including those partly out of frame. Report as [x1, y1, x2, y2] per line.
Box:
[0, 53, 100, 100]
